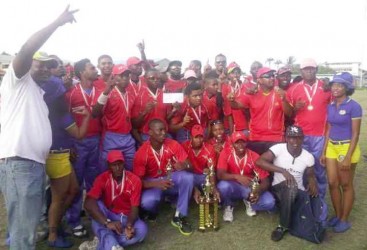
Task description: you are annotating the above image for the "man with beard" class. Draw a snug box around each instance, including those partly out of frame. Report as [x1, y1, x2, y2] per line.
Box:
[65, 58, 102, 238]
[84, 150, 147, 250]
[256, 125, 318, 241]
[133, 119, 194, 236]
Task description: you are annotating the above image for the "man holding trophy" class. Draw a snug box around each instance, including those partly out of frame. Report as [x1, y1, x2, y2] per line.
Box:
[217, 132, 275, 222]
[133, 119, 195, 236]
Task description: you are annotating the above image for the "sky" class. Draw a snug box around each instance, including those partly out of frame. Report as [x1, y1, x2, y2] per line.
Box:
[2, 0, 367, 72]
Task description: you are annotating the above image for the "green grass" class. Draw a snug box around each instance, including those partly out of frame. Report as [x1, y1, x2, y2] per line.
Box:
[1, 89, 367, 250]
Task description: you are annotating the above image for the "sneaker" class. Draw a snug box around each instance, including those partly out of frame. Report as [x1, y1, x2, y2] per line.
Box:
[79, 236, 99, 250]
[333, 221, 351, 233]
[111, 245, 124, 250]
[271, 226, 287, 242]
[327, 216, 340, 228]
[48, 236, 73, 248]
[223, 206, 234, 222]
[243, 200, 256, 217]
[72, 224, 88, 238]
[171, 216, 193, 236]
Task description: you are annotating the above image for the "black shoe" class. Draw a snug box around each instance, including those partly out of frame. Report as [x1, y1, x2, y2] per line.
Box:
[171, 216, 193, 236]
[271, 226, 287, 242]
[140, 210, 157, 222]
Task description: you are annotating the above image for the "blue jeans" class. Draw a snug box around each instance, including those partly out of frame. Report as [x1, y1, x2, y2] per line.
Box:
[0, 158, 46, 250]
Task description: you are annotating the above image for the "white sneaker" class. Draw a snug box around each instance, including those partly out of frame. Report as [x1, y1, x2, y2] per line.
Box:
[112, 245, 124, 250]
[223, 206, 234, 222]
[79, 236, 99, 250]
[244, 200, 256, 217]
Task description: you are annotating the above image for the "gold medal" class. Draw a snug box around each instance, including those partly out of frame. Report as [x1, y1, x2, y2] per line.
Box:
[307, 105, 314, 111]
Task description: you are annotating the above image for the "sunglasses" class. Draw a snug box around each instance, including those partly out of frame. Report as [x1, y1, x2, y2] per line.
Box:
[260, 74, 275, 79]
[210, 120, 223, 126]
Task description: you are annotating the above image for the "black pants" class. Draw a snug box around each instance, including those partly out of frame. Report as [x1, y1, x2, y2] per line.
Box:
[271, 181, 298, 229]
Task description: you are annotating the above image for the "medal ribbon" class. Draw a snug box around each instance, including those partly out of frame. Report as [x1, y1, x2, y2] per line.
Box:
[146, 86, 159, 101]
[233, 151, 248, 176]
[302, 80, 319, 106]
[111, 171, 126, 202]
[78, 84, 95, 110]
[151, 146, 164, 174]
[191, 106, 202, 124]
[115, 86, 129, 114]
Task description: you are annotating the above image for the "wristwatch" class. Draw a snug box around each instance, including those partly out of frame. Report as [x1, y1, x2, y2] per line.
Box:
[104, 218, 111, 226]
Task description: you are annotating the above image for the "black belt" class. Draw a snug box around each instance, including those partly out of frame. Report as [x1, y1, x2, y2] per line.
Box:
[329, 140, 350, 145]
[0, 156, 28, 161]
[49, 149, 71, 154]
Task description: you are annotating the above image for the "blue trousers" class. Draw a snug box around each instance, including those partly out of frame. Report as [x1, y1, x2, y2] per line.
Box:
[66, 135, 101, 228]
[217, 180, 275, 211]
[141, 171, 194, 216]
[0, 158, 46, 250]
[101, 132, 136, 172]
[92, 201, 147, 249]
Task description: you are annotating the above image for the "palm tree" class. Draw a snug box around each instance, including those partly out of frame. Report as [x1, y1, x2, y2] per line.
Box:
[274, 60, 282, 69]
[266, 58, 274, 67]
[285, 56, 296, 66]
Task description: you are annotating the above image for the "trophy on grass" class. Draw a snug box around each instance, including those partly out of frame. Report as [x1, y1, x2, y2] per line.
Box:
[198, 158, 219, 231]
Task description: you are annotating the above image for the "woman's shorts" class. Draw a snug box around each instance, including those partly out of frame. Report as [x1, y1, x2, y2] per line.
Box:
[46, 152, 72, 179]
[326, 141, 360, 164]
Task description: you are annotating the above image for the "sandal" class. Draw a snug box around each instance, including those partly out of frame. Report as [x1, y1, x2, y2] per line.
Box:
[72, 225, 88, 238]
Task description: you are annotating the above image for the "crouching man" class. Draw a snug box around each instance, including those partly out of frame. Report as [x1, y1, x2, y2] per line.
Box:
[84, 150, 147, 249]
[256, 126, 318, 242]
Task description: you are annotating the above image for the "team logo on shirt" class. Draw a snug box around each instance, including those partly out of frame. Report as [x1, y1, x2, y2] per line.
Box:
[339, 110, 346, 115]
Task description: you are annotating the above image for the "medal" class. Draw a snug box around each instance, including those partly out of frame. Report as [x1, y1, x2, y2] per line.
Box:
[157, 169, 162, 175]
[339, 110, 346, 115]
[307, 105, 314, 111]
[115, 86, 130, 118]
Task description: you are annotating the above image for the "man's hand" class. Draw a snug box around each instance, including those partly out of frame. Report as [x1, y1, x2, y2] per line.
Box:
[281, 169, 296, 187]
[214, 144, 223, 154]
[72, 106, 90, 117]
[307, 178, 318, 197]
[124, 225, 135, 239]
[245, 85, 257, 95]
[248, 191, 259, 204]
[154, 179, 173, 190]
[320, 154, 326, 166]
[107, 221, 123, 235]
[143, 101, 156, 114]
[182, 112, 192, 126]
[294, 100, 306, 112]
[193, 187, 201, 204]
[137, 40, 145, 53]
[236, 175, 252, 187]
[55, 5, 79, 27]
[227, 92, 235, 102]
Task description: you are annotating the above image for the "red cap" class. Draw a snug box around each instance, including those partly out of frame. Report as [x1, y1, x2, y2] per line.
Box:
[256, 67, 276, 78]
[191, 125, 204, 137]
[277, 66, 291, 75]
[127, 57, 142, 67]
[112, 64, 130, 75]
[107, 150, 125, 163]
[231, 131, 248, 143]
[227, 62, 241, 74]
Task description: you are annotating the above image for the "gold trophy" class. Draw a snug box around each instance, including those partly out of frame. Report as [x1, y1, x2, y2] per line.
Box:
[198, 158, 219, 231]
[248, 171, 260, 202]
[166, 159, 173, 181]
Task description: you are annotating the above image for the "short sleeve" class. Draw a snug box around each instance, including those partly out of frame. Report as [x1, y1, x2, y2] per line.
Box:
[87, 174, 105, 200]
[172, 141, 188, 162]
[217, 148, 230, 171]
[133, 147, 147, 179]
[351, 101, 362, 119]
[269, 143, 283, 158]
[130, 177, 142, 207]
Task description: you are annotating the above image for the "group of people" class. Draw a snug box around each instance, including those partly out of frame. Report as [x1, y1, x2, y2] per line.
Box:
[0, 6, 363, 250]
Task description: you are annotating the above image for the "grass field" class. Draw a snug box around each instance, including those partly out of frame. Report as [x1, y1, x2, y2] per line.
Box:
[1, 89, 367, 250]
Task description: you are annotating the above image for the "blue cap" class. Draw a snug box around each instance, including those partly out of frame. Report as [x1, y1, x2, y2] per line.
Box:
[330, 72, 354, 90]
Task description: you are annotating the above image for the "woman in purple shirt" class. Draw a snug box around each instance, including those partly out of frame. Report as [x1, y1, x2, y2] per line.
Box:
[321, 72, 362, 233]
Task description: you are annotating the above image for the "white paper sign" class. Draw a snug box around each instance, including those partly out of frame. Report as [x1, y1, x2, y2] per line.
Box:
[163, 93, 184, 103]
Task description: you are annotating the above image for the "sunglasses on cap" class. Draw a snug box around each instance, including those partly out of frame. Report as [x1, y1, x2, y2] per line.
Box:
[210, 120, 223, 126]
[260, 73, 275, 79]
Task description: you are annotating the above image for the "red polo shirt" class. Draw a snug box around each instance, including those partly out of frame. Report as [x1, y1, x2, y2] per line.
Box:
[217, 146, 269, 180]
[87, 170, 142, 215]
[65, 83, 102, 137]
[286, 80, 331, 136]
[128, 76, 146, 97]
[222, 81, 253, 131]
[94, 76, 106, 91]
[133, 139, 188, 179]
[164, 78, 187, 93]
[182, 141, 216, 174]
[170, 101, 209, 131]
[131, 86, 167, 134]
[98, 87, 136, 134]
[202, 91, 221, 121]
[238, 88, 284, 142]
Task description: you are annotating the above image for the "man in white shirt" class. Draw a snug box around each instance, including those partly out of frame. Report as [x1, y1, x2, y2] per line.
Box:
[256, 125, 318, 242]
[0, 6, 78, 250]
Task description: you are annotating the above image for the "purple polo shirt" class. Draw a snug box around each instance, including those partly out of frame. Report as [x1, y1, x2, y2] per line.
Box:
[327, 98, 362, 141]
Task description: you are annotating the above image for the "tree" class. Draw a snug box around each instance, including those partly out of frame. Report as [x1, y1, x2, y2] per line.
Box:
[274, 60, 282, 69]
[285, 56, 296, 66]
[265, 58, 274, 67]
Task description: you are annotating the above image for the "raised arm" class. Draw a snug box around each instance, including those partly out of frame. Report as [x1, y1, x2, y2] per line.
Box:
[13, 6, 78, 79]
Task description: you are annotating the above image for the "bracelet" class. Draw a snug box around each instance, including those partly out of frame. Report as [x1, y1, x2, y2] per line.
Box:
[104, 218, 111, 226]
[97, 93, 109, 105]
